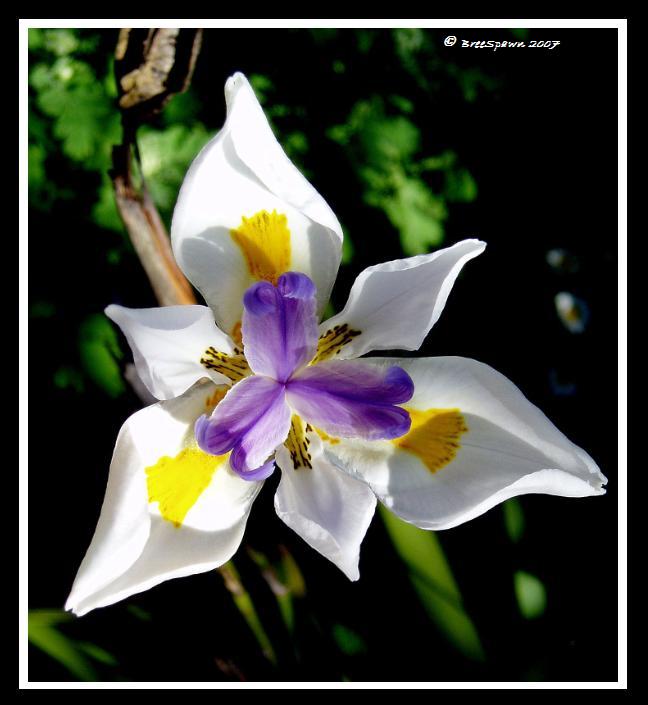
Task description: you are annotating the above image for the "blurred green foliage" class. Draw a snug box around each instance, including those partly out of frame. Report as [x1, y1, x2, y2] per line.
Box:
[329, 98, 477, 255]
[28, 29, 119, 197]
[514, 571, 548, 620]
[218, 561, 278, 665]
[380, 506, 485, 661]
[391, 28, 499, 102]
[503, 498, 526, 544]
[138, 124, 212, 220]
[332, 624, 367, 656]
[28, 609, 116, 681]
[78, 314, 125, 398]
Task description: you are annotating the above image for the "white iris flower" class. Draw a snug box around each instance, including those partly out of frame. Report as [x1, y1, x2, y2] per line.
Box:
[66, 73, 606, 616]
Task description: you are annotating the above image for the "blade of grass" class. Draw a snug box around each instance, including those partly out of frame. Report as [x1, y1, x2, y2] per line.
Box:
[217, 562, 277, 665]
[246, 547, 295, 636]
[28, 610, 97, 681]
[380, 506, 485, 661]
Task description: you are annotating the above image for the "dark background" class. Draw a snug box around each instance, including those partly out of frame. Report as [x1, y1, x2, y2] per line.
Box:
[28, 27, 618, 682]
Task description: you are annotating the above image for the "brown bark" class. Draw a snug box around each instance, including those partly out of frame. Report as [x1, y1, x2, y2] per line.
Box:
[110, 28, 203, 306]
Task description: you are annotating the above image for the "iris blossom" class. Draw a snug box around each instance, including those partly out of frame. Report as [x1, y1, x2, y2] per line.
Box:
[66, 74, 606, 616]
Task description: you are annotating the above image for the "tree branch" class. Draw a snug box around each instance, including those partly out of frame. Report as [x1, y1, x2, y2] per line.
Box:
[111, 28, 203, 306]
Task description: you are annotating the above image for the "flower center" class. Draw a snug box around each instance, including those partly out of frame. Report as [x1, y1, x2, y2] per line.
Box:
[195, 272, 414, 479]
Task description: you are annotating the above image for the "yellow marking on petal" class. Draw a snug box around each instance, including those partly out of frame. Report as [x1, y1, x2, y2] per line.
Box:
[200, 346, 250, 382]
[146, 447, 225, 527]
[284, 416, 313, 469]
[231, 210, 291, 285]
[311, 323, 361, 364]
[393, 408, 468, 474]
[313, 426, 340, 445]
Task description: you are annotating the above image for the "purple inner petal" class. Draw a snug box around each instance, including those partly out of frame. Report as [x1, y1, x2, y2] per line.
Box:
[195, 375, 291, 478]
[243, 281, 278, 315]
[286, 360, 414, 441]
[277, 271, 317, 300]
[242, 272, 319, 382]
[229, 453, 276, 481]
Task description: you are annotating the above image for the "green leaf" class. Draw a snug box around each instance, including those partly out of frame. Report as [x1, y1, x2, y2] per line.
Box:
[126, 605, 152, 621]
[445, 168, 478, 203]
[53, 366, 85, 393]
[28, 28, 44, 51]
[389, 94, 414, 114]
[92, 176, 123, 233]
[341, 226, 355, 265]
[247, 547, 295, 635]
[28, 143, 46, 193]
[514, 571, 547, 620]
[381, 506, 485, 661]
[161, 89, 200, 126]
[78, 642, 118, 666]
[31, 57, 120, 168]
[28, 107, 68, 210]
[358, 113, 421, 166]
[328, 98, 457, 255]
[283, 130, 309, 160]
[28, 609, 72, 629]
[28, 609, 97, 681]
[78, 314, 125, 398]
[218, 562, 278, 665]
[382, 177, 446, 255]
[332, 624, 367, 656]
[503, 498, 525, 543]
[138, 124, 212, 217]
[43, 28, 80, 57]
[277, 546, 306, 598]
[249, 74, 275, 104]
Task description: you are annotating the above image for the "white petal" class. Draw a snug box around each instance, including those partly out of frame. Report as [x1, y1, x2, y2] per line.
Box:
[224, 73, 342, 237]
[324, 357, 606, 530]
[171, 72, 342, 333]
[274, 433, 376, 580]
[106, 304, 235, 400]
[317, 240, 485, 361]
[65, 383, 262, 616]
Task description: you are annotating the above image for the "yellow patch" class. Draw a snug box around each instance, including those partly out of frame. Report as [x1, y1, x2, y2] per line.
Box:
[311, 323, 361, 364]
[393, 408, 468, 474]
[313, 426, 340, 445]
[200, 346, 250, 383]
[231, 210, 291, 285]
[146, 447, 225, 527]
[284, 415, 313, 469]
